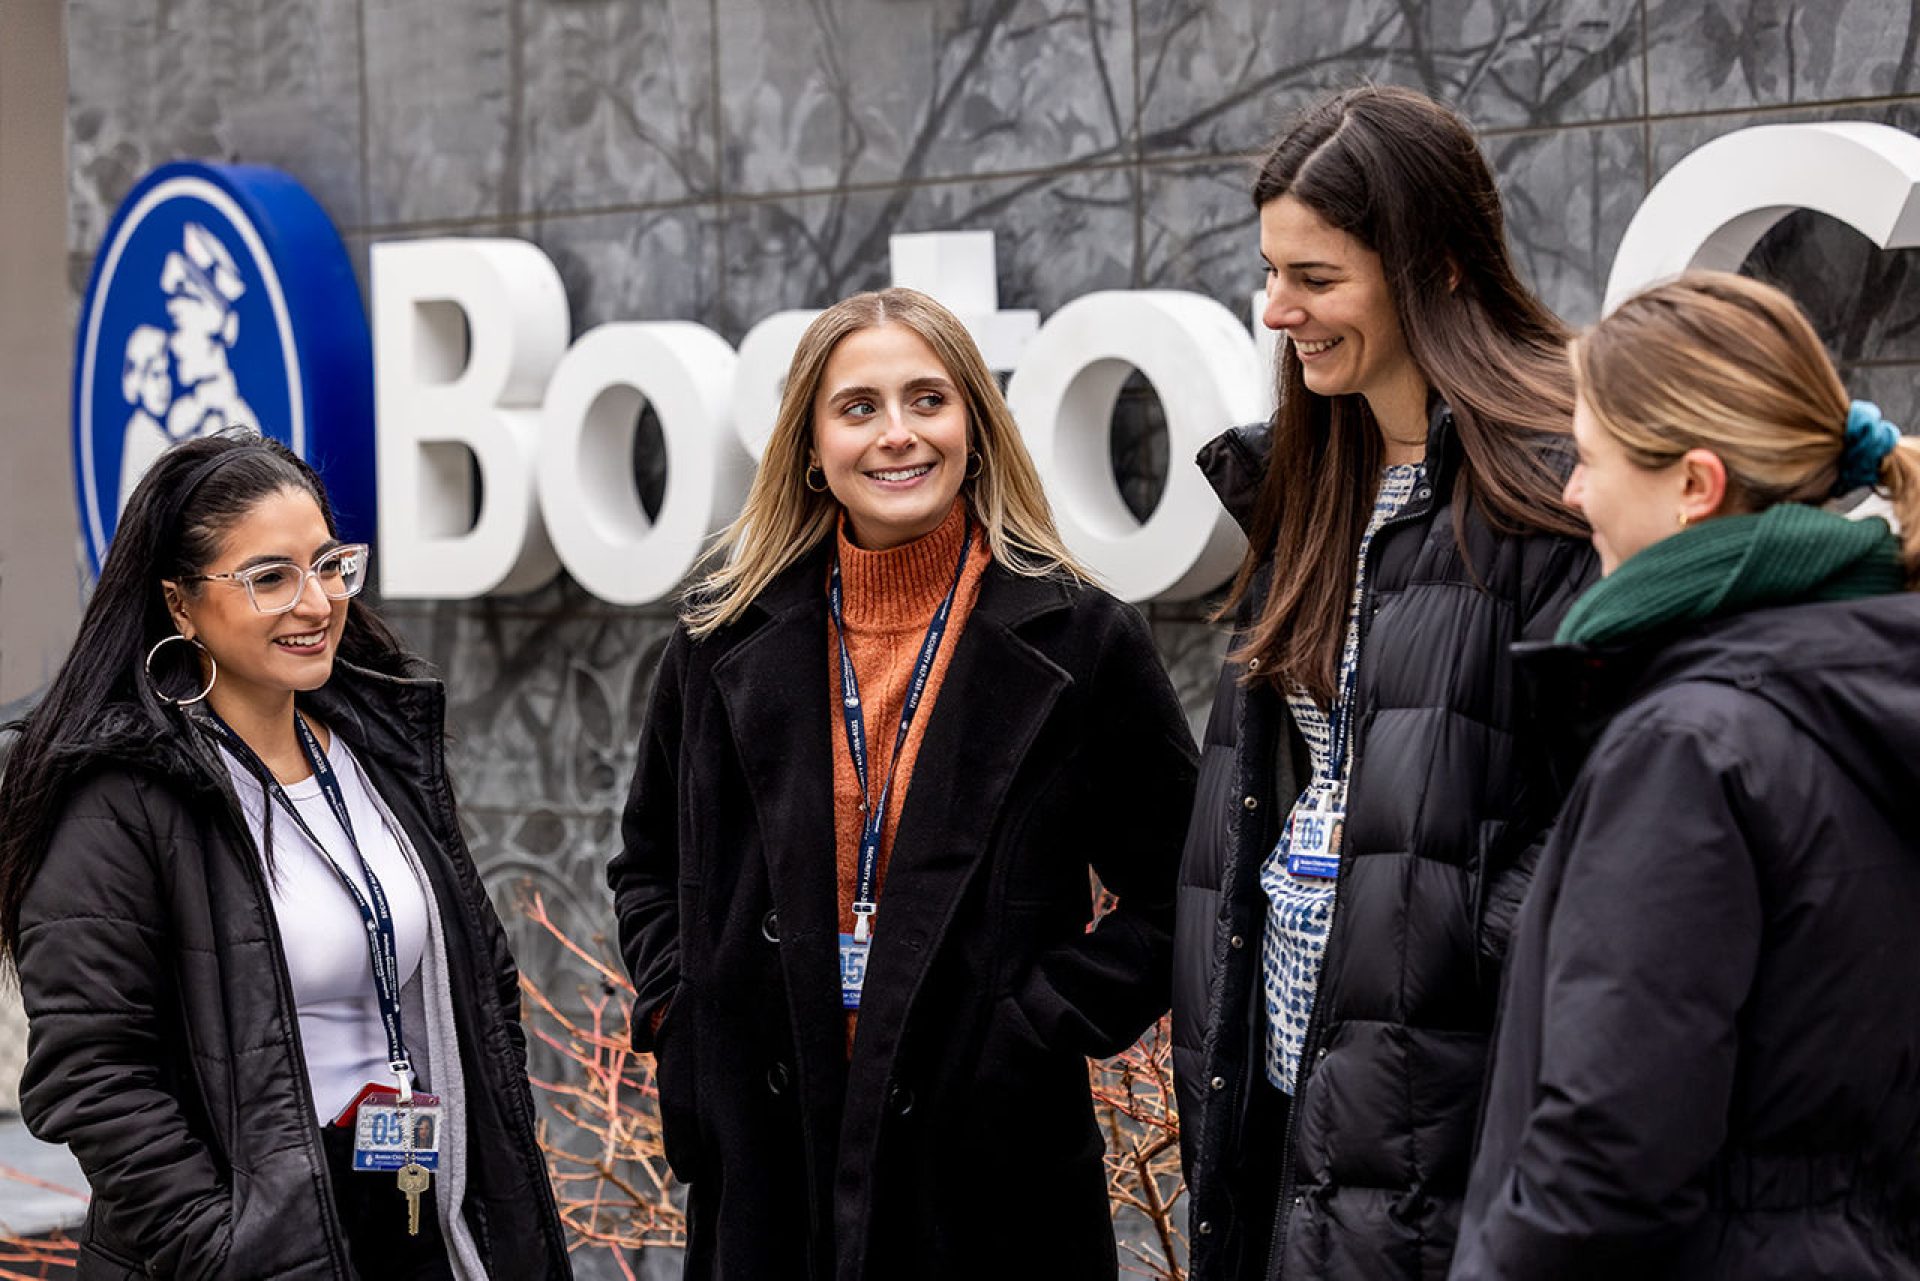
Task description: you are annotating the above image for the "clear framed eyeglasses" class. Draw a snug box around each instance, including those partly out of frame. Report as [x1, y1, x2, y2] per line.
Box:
[183, 543, 371, 615]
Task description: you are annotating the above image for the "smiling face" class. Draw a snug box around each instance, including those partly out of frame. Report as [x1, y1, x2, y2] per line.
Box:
[164, 487, 351, 710]
[1565, 391, 1691, 576]
[810, 322, 971, 550]
[1260, 194, 1426, 417]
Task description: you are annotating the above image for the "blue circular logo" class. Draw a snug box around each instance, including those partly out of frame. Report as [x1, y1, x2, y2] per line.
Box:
[72, 162, 374, 575]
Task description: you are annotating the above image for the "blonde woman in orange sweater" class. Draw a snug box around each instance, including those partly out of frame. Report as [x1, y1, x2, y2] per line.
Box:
[608, 288, 1197, 1281]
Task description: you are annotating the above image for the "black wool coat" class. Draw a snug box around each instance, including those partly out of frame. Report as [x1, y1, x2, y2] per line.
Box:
[1453, 593, 1920, 1280]
[1172, 410, 1598, 1281]
[607, 548, 1199, 1281]
[14, 660, 569, 1280]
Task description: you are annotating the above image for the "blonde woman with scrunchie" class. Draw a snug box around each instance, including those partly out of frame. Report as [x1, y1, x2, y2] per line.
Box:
[1454, 270, 1920, 1280]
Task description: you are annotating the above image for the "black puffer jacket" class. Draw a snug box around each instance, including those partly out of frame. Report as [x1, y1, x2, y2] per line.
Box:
[1453, 593, 1920, 1280]
[1173, 409, 1598, 1280]
[13, 660, 569, 1280]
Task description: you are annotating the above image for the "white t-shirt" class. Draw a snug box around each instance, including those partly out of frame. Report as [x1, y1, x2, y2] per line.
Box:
[219, 727, 430, 1122]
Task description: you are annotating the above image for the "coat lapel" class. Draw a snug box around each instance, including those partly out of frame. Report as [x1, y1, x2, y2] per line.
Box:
[708, 550, 851, 1159]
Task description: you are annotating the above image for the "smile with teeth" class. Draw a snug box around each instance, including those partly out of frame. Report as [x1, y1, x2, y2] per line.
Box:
[274, 632, 326, 650]
[1294, 336, 1343, 356]
[867, 463, 933, 483]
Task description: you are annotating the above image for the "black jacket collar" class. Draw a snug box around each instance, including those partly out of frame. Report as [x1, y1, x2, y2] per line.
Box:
[1197, 400, 1463, 535]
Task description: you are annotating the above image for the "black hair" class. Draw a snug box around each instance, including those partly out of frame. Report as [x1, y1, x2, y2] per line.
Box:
[0, 430, 406, 961]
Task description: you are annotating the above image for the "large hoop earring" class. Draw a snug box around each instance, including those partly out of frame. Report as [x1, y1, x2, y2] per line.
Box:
[805, 464, 829, 493]
[145, 633, 216, 707]
[966, 452, 984, 479]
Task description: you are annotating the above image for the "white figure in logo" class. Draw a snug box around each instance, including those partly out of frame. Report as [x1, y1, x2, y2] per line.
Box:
[161, 222, 257, 441]
[114, 223, 261, 515]
[115, 325, 174, 513]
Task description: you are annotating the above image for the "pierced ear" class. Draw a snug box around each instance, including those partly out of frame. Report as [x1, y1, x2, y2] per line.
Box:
[159, 580, 194, 638]
[1679, 447, 1731, 522]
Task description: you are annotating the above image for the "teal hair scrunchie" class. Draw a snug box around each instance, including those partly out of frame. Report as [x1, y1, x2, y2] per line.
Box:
[1836, 400, 1901, 495]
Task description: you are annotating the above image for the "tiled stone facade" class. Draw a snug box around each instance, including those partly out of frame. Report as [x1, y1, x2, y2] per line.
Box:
[58, 0, 1920, 1268]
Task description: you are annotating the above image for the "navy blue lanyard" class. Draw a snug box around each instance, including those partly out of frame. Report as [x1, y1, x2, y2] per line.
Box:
[829, 525, 972, 943]
[1320, 466, 1422, 778]
[1323, 623, 1363, 781]
[209, 711, 414, 1100]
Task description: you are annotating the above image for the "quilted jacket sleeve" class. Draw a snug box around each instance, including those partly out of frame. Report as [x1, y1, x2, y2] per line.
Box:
[15, 772, 233, 1278]
[1478, 534, 1602, 970]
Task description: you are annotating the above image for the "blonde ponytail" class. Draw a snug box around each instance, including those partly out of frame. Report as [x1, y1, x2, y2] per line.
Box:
[1878, 435, 1920, 586]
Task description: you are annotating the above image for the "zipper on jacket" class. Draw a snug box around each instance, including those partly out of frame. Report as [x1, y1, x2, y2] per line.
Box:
[190, 729, 356, 1278]
[1263, 482, 1432, 1281]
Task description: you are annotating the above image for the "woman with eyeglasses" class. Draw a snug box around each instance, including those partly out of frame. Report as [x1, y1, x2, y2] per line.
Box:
[0, 431, 568, 1280]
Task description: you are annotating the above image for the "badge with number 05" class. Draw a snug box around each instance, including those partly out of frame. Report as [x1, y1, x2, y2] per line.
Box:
[352, 1104, 444, 1172]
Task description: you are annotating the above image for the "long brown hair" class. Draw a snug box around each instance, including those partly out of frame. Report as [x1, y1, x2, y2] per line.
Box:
[1221, 85, 1585, 702]
[1573, 271, 1920, 585]
[685, 288, 1087, 636]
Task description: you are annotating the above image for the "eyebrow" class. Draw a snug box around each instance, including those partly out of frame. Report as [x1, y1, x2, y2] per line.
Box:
[825, 375, 957, 403]
[1285, 260, 1344, 272]
[230, 538, 342, 572]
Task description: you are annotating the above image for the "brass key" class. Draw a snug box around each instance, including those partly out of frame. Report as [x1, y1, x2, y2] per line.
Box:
[396, 1161, 430, 1237]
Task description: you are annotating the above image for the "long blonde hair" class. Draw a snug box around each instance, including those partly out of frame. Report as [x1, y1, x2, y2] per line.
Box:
[684, 288, 1089, 636]
[1572, 271, 1920, 585]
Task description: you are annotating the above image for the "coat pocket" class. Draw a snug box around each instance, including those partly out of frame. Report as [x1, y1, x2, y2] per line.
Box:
[650, 991, 704, 1183]
[969, 992, 1100, 1161]
[76, 1237, 145, 1281]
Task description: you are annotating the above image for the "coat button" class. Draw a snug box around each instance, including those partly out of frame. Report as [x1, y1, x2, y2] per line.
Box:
[761, 910, 780, 943]
[1293, 1195, 1304, 1209]
[1242, 795, 1259, 811]
[1316, 1047, 1328, 1061]
[1230, 934, 1245, 950]
[1197, 1220, 1214, 1236]
[766, 1061, 791, 1095]
[887, 1083, 915, 1116]
[1210, 1075, 1226, 1091]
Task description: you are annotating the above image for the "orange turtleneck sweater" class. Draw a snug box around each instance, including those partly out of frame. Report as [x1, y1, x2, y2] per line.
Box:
[829, 497, 991, 1021]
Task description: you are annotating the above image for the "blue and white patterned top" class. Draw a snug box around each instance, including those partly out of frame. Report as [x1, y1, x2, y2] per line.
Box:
[1260, 462, 1425, 1093]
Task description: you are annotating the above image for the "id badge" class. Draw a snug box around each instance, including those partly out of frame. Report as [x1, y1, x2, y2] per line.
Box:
[1284, 780, 1346, 881]
[839, 932, 871, 1010]
[351, 1099, 443, 1173]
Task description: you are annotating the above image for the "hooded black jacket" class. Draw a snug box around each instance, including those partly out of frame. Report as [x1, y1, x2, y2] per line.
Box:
[1172, 410, 1597, 1280]
[13, 659, 569, 1279]
[1453, 592, 1920, 1280]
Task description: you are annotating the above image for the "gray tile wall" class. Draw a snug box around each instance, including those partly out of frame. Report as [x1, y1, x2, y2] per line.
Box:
[61, 0, 1920, 1265]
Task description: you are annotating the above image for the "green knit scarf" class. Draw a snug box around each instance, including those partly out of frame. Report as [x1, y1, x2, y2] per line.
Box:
[1557, 504, 1905, 648]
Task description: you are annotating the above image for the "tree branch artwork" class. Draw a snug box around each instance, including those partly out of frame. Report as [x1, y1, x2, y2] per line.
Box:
[518, 893, 686, 1280]
[0, 1163, 83, 1279]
